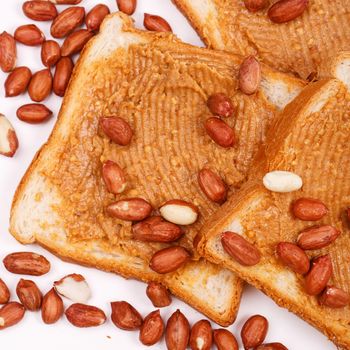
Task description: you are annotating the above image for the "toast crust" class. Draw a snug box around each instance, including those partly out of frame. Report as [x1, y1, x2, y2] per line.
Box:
[173, 0, 350, 79]
[200, 74, 350, 347]
[10, 13, 302, 326]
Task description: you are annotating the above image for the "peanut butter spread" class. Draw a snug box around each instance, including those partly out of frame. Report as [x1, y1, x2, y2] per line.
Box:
[44, 38, 279, 262]
[255, 83, 350, 286]
[198, 0, 350, 79]
[216, 80, 350, 342]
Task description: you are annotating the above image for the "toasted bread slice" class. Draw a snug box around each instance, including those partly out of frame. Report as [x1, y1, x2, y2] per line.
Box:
[173, 0, 350, 79]
[10, 12, 304, 325]
[199, 52, 350, 347]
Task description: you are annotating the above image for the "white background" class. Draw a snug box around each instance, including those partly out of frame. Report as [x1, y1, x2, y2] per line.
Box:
[0, 1, 337, 349]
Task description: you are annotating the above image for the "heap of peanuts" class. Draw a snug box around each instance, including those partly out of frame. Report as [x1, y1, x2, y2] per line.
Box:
[0, 251, 288, 349]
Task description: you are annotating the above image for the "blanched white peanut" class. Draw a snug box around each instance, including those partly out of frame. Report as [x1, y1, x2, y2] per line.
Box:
[263, 170, 302, 193]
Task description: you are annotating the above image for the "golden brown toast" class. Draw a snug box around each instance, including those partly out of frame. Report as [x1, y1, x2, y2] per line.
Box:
[199, 52, 350, 347]
[9, 12, 304, 326]
[173, 0, 350, 79]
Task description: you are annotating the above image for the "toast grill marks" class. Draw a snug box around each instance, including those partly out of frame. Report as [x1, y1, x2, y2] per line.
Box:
[44, 38, 279, 258]
[201, 79, 350, 348]
[174, 0, 350, 79]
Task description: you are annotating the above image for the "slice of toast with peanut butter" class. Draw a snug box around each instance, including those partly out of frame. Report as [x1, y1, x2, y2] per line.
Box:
[9, 12, 304, 325]
[199, 52, 350, 346]
[173, 0, 350, 79]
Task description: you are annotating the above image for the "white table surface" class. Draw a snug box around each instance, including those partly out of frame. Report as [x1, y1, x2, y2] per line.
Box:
[0, 1, 338, 349]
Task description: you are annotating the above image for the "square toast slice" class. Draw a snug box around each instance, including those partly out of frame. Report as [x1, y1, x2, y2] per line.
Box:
[10, 12, 304, 326]
[199, 52, 350, 346]
[173, 0, 350, 79]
